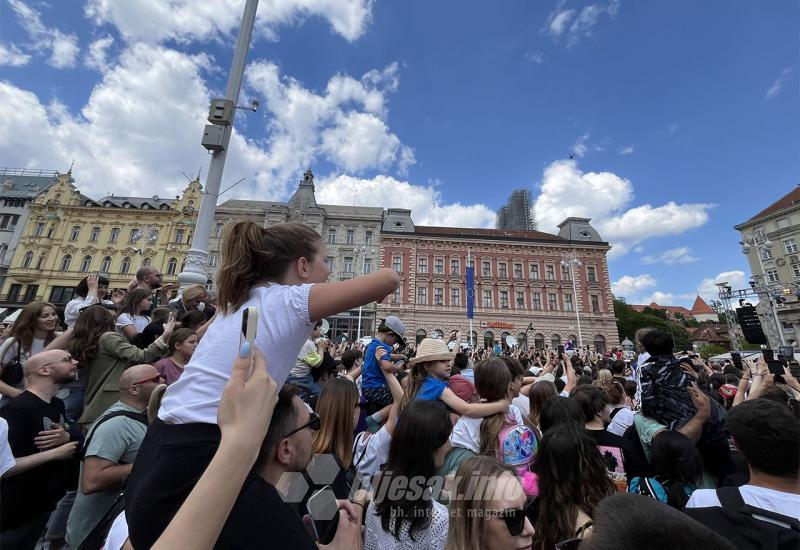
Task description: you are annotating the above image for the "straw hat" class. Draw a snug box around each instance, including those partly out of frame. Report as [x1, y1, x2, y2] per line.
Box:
[409, 338, 454, 366]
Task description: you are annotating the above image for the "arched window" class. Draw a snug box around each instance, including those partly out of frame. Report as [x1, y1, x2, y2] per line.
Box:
[22, 251, 33, 268]
[594, 335, 607, 354]
[518, 332, 528, 350]
[100, 256, 112, 273]
[551, 334, 561, 349]
[120, 256, 131, 275]
[483, 331, 494, 349]
[534, 333, 545, 350]
[416, 328, 427, 345]
[80, 255, 92, 272]
[60, 254, 72, 271]
[142, 257, 151, 267]
[433, 329, 444, 340]
[167, 257, 177, 275]
[470, 331, 478, 348]
[568, 334, 578, 348]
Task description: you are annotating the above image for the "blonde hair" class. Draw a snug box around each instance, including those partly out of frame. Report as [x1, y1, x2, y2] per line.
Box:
[595, 369, 613, 385]
[147, 384, 168, 423]
[312, 378, 359, 469]
[182, 285, 207, 303]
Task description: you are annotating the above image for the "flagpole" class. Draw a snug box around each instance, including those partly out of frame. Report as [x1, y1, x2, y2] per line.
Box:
[468, 249, 473, 348]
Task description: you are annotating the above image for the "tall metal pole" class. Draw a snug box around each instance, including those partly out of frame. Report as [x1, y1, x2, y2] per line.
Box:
[178, 0, 259, 288]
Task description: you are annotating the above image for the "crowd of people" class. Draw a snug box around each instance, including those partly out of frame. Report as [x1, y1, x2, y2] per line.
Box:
[0, 219, 798, 549]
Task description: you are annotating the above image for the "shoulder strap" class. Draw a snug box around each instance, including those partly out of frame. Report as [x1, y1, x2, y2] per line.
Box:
[609, 406, 622, 420]
[352, 431, 370, 469]
[716, 486, 746, 509]
[717, 487, 800, 531]
[79, 410, 149, 461]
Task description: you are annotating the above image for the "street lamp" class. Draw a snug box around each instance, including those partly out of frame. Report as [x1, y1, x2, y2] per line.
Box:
[561, 251, 583, 348]
[353, 244, 375, 340]
[741, 231, 786, 346]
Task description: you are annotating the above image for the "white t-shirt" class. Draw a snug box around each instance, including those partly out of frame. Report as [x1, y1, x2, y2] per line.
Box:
[0, 417, 15, 477]
[290, 339, 317, 377]
[686, 485, 800, 525]
[159, 284, 314, 425]
[352, 426, 392, 490]
[450, 404, 524, 453]
[607, 405, 635, 437]
[512, 395, 530, 418]
[103, 512, 128, 550]
[115, 313, 150, 335]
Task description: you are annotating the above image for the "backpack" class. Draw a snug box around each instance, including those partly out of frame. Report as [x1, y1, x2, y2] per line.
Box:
[496, 413, 538, 468]
[684, 487, 800, 550]
[78, 410, 149, 461]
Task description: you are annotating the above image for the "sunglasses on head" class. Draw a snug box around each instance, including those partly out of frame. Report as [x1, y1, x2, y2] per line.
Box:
[283, 412, 321, 438]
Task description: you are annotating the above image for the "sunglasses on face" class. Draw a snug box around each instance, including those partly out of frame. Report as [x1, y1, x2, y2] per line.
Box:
[494, 501, 533, 537]
[131, 374, 163, 386]
[554, 538, 582, 550]
[283, 412, 321, 438]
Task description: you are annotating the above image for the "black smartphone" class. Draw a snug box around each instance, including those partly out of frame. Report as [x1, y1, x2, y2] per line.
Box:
[762, 348, 774, 362]
[730, 352, 742, 370]
[557, 344, 564, 356]
[767, 360, 786, 383]
[307, 486, 339, 545]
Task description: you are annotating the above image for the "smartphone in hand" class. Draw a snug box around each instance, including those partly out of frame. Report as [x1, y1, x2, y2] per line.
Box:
[307, 485, 338, 545]
[240, 306, 258, 358]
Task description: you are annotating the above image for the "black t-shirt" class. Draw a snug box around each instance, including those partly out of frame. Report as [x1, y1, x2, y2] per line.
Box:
[0, 391, 75, 530]
[215, 474, 318, 549]
[586, 427, 647, 479]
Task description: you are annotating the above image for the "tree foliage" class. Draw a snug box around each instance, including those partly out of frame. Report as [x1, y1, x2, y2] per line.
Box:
[698, 344, 728, 360]
[613, 298, 691, 351]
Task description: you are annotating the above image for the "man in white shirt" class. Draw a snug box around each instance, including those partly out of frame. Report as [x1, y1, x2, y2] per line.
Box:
[685, 398, 800, 546]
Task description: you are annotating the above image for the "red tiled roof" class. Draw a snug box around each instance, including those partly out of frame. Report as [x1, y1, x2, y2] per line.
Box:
[413, 225, 567, 242]
[690, 295, 715, 315]
[737, 186, 800, 227]
[631, 302, 692, 317]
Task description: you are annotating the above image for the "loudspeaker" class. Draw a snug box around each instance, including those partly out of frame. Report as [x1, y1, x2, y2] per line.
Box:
[736, 305, 768, 345]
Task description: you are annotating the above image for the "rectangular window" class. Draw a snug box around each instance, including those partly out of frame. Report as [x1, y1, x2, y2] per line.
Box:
[451, 259, 459, 276]
[418, 287, 428, 305]
[149, 229, 159, 242]
[761, 248, 773, 260]
[532, 292, 542, 310]
[363, 258, 372, 274]
[209, 254, 219, 267]
[499, 263, 508, 278]
[548, 292, 558, 310]
[530, 264, 540, 279]
[514, 263, 523, 279]
[451, 288, 460, 306]
[792, 263, 800, 278]
[767, 269, 780, 282]
[483, 290, 493, 308]
[90, 226, 101, 242]
[365, 230, 373, 246]
[419, 258, 428, 274]
[393, 288, 401, 304]
[327, 229, 336, 244]
[34, 222, 45, 237]
[216, 223, 224, 238]
[392, 256, 402, 273]
[565, 293, 574, 311]
[516, 291, 525, 308]
[175, 228, 184, 244]
[70, 225, 80, 241]
[468, 259, 475, 270]
[346, 229, 355, 245]
[784, 238, 798, 254]
[23, 285, 38, 303]
[591, 295, 600, 313]
[326, 256, 334, 271]
[482, 261, 491, 277]
[343, 257, 354, 273]
[48, 286, 75, 304]
[110, 227, 119, 243]
[500, 290, 509, 308]
[587, 266, 597, 282]
[0, 215, 9, 230]
[561, 264, 571, 280]
[434, 287, 444, 305]
[546, 265, 555, 280]
[435, 258, 444, 275]
[7, 284, 22, 301]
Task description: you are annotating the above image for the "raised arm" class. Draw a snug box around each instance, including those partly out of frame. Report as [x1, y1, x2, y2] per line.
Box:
[440, 388, 509, 418]
[309, 269, 399, 322]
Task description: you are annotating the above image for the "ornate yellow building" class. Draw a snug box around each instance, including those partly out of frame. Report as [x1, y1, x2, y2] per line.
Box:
[1, 171, 201, 311]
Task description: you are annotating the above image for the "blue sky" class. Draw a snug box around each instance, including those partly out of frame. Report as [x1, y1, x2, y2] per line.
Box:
[0, 0, 797, 306]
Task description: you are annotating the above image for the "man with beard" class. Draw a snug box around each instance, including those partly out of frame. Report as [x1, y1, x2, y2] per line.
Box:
[0, 350, 81, 549]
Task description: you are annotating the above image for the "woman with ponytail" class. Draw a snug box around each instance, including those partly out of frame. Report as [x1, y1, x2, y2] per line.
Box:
[125, 220, 400, 549]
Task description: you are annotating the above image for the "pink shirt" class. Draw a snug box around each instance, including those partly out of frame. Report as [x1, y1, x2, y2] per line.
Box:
[152, 357, 185, 385]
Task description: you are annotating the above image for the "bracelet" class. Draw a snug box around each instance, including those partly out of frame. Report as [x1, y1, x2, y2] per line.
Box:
[349, 501, 365, 508]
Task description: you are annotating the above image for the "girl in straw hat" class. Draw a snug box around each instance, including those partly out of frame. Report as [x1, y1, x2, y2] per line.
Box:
[401, 338, 509, 418]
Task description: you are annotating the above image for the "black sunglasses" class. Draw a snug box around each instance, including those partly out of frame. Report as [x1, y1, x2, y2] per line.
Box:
[554, 538, 582, 550]
[283, 412, 321, 438]
[496, 501, 533, 537]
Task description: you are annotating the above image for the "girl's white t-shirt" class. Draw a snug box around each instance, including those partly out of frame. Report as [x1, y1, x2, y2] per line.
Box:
[158, 284, 314, 425]
[449, 404, 524, 453]
[115, 313, 150, 335]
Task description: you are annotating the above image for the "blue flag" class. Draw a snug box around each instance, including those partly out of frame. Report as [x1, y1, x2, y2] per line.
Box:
[466, 265, 475, 319]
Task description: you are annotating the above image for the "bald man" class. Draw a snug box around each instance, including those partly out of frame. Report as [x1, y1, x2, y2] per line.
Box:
[0, 350, 79, 548]
[66, 364, 161, 548]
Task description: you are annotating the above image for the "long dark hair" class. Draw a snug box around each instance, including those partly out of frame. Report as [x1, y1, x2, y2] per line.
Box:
[216, 221, 321, 314]
[67, 306, 115, 366]
[8, 301, 58, 352]
[118, 289, 151, 317]
[475, 358, 512, 455]
[651, 431, 704, 509]
[532, 422, 616, 550]
[374, 400, 452, 542]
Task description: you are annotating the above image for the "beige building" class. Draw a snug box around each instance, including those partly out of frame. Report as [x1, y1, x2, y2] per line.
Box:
[208, 170, 384, 340]
[2, 171, 202, 312]
[735, 185, 800, 348]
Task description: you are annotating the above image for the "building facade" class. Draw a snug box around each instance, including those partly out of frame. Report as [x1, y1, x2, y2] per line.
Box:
[735, 185, 800, 348]
[207, 170, 384, 341]
[378, 211, 619, 352]
[1, 171, 201, 312]
[496, 189, 536, 232]
[0, 169, 59, 294]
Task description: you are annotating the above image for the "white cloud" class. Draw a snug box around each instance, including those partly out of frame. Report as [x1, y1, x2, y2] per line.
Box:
[315, 174, 496, 228]
[765, 67, 793, 100]
[571, 133, 605, 158]
[0, 42, 31, 66]
[667, 123, 679, 135]
[544, 0, 620, 47]
[697, 270, 748, 302]
[619, 144, 634, 155]
[533, 159, 714, 257]
[8, 0, 79, 68]
[525, 51, 544, 63]
[642, 291, 695, 305]
[611, 274, 656, 298]
[84, 35, 115, 72]
[641, 246, 700, 265]
[84, 0, 374, 44]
